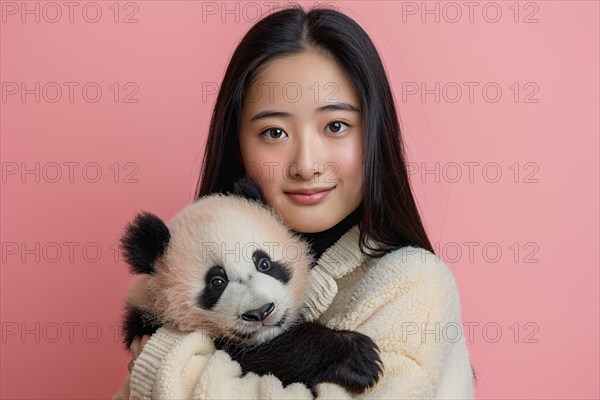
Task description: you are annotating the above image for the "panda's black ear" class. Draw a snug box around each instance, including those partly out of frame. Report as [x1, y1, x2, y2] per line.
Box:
[232, 175, 268, 207]
[120, 212, 170, 275]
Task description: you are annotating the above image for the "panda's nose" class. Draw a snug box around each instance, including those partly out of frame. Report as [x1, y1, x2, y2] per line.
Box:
[241, 302, 275, 322]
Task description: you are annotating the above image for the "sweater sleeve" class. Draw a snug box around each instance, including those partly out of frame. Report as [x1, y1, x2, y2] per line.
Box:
[126, 252, 473, 399]
[352, 252, 475, 399]
[127, 326, 349, 399]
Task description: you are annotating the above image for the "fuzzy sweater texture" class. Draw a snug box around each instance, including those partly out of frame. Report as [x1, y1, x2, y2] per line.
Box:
[113, 225, 474, 399]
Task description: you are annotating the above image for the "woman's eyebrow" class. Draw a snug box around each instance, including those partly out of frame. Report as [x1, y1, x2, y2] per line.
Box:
[250, 102, 361, 122]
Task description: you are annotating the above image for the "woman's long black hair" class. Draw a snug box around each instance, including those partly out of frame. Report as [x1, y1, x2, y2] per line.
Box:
[195, 5, 476, 381]
[195, 5, 434, 258]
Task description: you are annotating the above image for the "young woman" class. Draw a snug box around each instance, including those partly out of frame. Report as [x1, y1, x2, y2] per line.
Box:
[117, 6, 475, 399]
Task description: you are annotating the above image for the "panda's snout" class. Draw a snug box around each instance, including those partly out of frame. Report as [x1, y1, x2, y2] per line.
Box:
[241, 302, 275, 322]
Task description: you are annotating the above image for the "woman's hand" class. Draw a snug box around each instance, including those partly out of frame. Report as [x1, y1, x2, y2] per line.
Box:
[128, 334, 152, 373]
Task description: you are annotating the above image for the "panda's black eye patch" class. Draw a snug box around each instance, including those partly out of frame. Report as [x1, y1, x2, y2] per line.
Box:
[252, 249, 291, 285]
[252, 249, 270, 265]
[199, 265, 228, 310]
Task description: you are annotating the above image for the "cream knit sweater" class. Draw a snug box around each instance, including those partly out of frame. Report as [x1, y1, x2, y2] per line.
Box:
[113, 225, 474, 399]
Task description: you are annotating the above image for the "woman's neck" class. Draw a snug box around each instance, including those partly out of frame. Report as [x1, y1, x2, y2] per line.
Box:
[292, 208, 361, 268]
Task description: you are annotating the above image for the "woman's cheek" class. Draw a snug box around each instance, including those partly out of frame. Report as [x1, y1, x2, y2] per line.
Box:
[333, 148, 362, 178]
[333, 143, 363, 202]
[243, 153, 287, 197]
[242, 150, 272, 182]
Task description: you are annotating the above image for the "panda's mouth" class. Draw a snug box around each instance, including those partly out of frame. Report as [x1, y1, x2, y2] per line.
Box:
[259, 310, 287, 328]
[232, 311, 288, 341]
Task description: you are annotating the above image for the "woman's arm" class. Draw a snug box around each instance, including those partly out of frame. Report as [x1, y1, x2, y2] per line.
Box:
[125, 254, 473, 399]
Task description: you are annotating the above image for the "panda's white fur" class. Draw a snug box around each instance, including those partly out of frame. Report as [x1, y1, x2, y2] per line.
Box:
[125, 193, 315, 346]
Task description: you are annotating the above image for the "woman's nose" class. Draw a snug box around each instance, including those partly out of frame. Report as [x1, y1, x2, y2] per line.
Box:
[288, 132, 326, 180]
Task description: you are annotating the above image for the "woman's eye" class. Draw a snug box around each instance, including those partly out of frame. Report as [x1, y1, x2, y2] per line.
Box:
[211, 277, 226, 289]
[260, 122, 349, 140]
[325, 121, 349, 135]
[257, 258, 271, 272]
[260, 127, 288, 140]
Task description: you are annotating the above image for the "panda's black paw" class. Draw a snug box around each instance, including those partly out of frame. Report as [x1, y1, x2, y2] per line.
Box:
[317, 330, 384, 394]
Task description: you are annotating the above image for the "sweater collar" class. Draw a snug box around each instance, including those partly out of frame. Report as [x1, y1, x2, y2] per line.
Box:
[301, 224, 373, 322]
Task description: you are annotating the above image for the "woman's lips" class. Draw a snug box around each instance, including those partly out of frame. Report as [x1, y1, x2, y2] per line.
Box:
[285, 186, 335, 205]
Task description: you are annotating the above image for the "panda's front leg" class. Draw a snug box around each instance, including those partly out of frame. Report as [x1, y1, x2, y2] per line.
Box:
[121, 303, 162, 350]
[305, 324, 384, 394]
[214, 321, 383, 394]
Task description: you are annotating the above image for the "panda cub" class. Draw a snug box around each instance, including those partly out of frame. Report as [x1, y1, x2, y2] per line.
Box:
[120, 176, 383, 394]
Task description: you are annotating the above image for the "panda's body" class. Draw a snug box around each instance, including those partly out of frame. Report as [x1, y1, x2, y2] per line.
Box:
[120, 176, 383, 394]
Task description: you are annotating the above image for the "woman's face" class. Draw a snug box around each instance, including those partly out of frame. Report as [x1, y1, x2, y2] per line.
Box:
[238, 50, 363, 233]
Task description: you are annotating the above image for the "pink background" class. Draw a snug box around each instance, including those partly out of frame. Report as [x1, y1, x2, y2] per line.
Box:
[1, 1, 598, 398]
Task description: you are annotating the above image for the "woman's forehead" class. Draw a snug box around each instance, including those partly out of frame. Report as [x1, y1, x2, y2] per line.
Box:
[243, 51, 360, 115]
